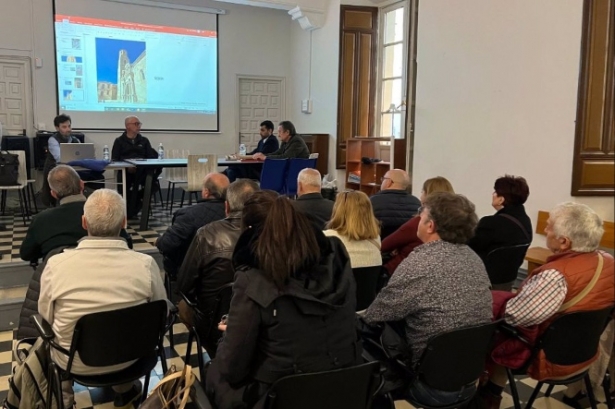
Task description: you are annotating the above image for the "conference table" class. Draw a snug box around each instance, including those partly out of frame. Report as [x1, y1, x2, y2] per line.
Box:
[124, 158, 262, 230]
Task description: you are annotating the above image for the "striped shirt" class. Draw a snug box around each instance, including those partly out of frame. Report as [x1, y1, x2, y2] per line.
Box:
[504, 269, 567, 327]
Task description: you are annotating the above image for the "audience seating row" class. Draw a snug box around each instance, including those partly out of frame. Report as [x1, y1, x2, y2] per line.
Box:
[525, 211, 614, 272]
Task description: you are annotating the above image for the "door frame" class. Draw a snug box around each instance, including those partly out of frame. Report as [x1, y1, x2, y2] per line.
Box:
[235, 75, 286, 149]
[0, 56, 34, 136]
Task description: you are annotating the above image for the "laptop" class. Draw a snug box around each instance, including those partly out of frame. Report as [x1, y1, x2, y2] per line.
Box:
[59, 143, 96, 163]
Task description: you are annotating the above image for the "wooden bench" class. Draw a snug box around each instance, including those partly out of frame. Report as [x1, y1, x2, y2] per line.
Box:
[525, 210, 615, 273]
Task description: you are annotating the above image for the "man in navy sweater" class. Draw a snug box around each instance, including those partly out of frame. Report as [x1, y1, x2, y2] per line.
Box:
[223, 120, 279, 182]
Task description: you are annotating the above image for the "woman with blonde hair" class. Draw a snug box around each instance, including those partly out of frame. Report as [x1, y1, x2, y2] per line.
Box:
[324, 191, 382, 268]
[381, 176, 455, 274]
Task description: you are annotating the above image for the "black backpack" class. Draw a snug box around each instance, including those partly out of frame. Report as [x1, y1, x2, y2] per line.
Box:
[0, 151, 19, 186]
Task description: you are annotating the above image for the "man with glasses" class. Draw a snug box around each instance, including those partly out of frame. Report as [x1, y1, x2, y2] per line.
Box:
[111, 116, 159, 218]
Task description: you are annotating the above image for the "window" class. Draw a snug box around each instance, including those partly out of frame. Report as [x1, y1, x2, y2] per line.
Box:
[378, 3, 408, 139]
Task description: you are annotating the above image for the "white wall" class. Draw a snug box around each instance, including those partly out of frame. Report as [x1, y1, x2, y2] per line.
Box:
[0, 0, 292, 158]
[412, 0, 614, 248]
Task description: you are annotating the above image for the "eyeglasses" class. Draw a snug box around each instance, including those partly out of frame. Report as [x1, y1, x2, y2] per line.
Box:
[380, 177, 391, 182]
[129, 122, 142, 126]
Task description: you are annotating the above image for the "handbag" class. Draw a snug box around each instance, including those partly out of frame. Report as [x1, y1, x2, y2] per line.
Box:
[140, 364, 196, 409]
[0, 151, 19, 186]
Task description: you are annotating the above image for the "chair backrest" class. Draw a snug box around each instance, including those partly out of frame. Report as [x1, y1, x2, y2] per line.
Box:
[8, 150, 28, 186]
[352, 266, 383, 311]
[166, 149, 187, 182]
[187, 154, 216, 191]
[260, 159, 288, 193]
[539, 307, 613, 365]
[285, 158, 318, 196]
[417, 321, 498, 392]
[265, 361, 381, 409]
[69, 300, 167, 368]
[484, 244, 530, 285]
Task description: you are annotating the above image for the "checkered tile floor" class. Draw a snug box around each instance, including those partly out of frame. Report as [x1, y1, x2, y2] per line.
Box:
[0, 199, 174, 263]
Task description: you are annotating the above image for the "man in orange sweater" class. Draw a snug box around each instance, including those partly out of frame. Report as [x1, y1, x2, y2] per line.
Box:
[483, 202, 614, 408]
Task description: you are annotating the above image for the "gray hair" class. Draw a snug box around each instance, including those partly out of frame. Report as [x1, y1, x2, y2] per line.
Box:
[227, 179, 259, 212]
[83, 189, 126, 237]
[203, 174, 228, 199]
[124, 115, 138, 126]
[48, 165, 81, 199]
[550, 202, 604, 252]
[298, 168, 321, 188]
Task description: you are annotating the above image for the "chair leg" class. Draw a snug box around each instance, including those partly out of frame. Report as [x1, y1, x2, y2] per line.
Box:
[507, 369, 522, 409]
[585, 374, 599, 409]
[169, 182, 175, 215]
[29, 184, 38, 213]
[524, 381, 543, 409]
[188, 192, 193, 206]
[157, 181, 165, 208]
[18, 190, 27, 226]
[1, 190, 6, 214]
[603, 371, 613, 409]
[159, 342, 168, 374]
[141, 372, 152, 405]
[194, 333, 206, 382]
[166, 181, 172, 209]
[544, 384, 555, 397]
[164, 274, 174, 349]
[185, 329, 194, 366]
[179, 190, 185, 209]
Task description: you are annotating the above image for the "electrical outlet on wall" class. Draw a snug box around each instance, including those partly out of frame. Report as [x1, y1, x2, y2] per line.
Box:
[301, 99, 312, 114]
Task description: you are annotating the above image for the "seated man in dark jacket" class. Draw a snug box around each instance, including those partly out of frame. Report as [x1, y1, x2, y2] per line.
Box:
[111, 115, 159, 218]
[252, 120, 309, 160]
[176, 179, 259, 357]
[20, 165, 133, 264]
[370, 169, 420, 239]
[156, 173, 229, 278]
[293, 168, 333, 229]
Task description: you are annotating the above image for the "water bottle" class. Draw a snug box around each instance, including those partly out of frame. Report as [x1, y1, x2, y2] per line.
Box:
[158, 143, 164, 159]
[103, 145, 110, 161]
[239, 143, 246, 156]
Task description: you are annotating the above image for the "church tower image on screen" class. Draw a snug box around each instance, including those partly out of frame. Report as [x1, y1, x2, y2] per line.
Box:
[96, 38, 147, 104]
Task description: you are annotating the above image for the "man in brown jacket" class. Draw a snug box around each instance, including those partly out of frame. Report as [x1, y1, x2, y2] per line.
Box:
[176, 179, 259, 357]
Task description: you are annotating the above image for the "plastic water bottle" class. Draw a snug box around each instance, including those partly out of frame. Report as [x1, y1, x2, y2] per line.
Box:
[158, 143, 164, 159]
[239, 143, 246, 156]
[102, 145, 110, 161]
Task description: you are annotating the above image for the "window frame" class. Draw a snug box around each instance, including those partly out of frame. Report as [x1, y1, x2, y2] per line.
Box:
[376, 1, 410, 139]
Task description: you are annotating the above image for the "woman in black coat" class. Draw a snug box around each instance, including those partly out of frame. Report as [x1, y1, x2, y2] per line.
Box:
[205, 191, 362, 409]
[468, 175, 533, 290]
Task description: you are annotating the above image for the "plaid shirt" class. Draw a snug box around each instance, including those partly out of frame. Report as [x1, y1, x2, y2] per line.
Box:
[504, 269, 567, 327]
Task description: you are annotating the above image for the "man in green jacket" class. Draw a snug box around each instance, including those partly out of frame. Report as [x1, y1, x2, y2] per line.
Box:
[20, 165, 132, 263]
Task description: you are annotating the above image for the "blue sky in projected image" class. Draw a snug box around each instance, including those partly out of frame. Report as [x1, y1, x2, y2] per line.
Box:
[95, 38, 146, 84]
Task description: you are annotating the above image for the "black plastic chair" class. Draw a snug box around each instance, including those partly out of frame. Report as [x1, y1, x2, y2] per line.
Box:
[353, 266, 383, 311]
[504, 307, 614, 409]
[402, 320, 499, 409]
[182, 282, 234, 381]
[484, 243, 530, 290]
[31, 300, 169, 409]
[264, 361, 382, 409]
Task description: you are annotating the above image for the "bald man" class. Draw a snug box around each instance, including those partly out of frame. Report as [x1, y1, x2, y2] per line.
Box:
[111, 115, 159, 218]
[293, 168, 334, 229]
[370, 169, 420, 239]
[156, 173, 230, 277]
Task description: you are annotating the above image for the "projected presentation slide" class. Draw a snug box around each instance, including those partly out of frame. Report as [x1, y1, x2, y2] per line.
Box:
[54, 15, 217, 117]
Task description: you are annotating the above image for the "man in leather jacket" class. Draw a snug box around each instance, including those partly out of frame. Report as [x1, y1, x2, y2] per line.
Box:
[176, 179, 259, 357]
